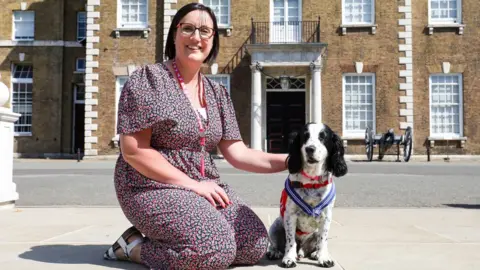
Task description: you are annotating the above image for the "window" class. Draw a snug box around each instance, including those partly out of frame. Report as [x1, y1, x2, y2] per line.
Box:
[266, 77, 306, 90]
[74, 85, 85, 103]
[429, 0, 462, 24]
[342, 74, 375, 137]
[77, 12, 86, 41]
[342, 0, 375, 25]
[429, 74, 463, 137]
[206, 75, 230, 95]
[117, 0, 148, 28]
[13, 11, 35, 40]
[11, 64, 33, 135]
[115, 76, 129, 135]
[202, 0, 230, 27]
[76, 58, 86, 72]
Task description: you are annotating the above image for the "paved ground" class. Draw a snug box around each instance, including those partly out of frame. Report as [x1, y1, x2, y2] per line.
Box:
[12, 159, 480, 208]
[3, 157, 480, 269]
[1, 207, 479, 270]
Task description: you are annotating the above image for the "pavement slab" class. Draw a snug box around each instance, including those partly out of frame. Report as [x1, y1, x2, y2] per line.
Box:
[0, 207, 479, 270]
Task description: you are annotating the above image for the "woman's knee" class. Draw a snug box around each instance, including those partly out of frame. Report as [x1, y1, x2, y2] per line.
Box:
[141, 225, 237, 270]
[234, 233, 269, 265]
[230, 205, 269, 265]
[179, 215, 238, 269]
[199, 229, 237, 269]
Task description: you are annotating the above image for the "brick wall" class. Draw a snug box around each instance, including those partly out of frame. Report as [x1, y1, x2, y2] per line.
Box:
[93, 0, 160, 154]
[0, 47, 65, 154]
[0, 0, 86, 156]
[4, 0, 473, 157]
[412, 0, 480, 154]
[1, 0, 65, 40]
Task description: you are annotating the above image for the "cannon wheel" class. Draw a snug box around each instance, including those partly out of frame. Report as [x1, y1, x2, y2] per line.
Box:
[403, 126, 413, 162]
[365, 127, 374, 161]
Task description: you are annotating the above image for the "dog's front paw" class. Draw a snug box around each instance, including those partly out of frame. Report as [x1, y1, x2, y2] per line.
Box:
[310, 251, 335, 268]
[297, 248, 305, 259]
[266, 249, 283, 260]
[281, 256, 297, 268]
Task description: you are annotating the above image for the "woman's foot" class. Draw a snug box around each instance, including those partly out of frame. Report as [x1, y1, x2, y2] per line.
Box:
[104, 226, 144, 264]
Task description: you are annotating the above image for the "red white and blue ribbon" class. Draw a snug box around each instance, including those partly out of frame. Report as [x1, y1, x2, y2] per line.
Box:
[284, 177, 336, 217]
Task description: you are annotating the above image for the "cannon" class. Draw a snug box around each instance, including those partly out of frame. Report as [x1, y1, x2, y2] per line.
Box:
[364, 126, 413, 162]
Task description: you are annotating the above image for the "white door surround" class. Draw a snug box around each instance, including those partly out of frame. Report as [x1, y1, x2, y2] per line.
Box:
[249, 61, 323, 151]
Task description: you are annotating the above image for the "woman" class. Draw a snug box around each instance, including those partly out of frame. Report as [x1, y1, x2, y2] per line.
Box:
[103, 3, 288, 269]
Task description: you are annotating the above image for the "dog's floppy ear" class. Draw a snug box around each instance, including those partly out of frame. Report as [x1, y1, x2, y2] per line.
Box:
[326, 132, 348, 177]
[287, 130, 302, 174]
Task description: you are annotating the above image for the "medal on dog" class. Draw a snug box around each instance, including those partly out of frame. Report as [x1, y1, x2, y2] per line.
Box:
[284, 178, 336, 218]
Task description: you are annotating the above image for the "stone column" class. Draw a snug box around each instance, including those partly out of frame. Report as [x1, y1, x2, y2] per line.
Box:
[310, 61, 322, 123]
[250, 62, 262, 150]
[0, 81, 21, 209]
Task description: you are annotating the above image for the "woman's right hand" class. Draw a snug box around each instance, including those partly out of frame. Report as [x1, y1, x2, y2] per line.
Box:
[192, 181, 231, 208]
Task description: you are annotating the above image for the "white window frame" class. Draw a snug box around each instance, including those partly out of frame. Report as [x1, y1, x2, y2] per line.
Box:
[11, 64, 33, 136]
[77, 12, 87, 41]
[76, 58, 86, 72]
[429, 73, 463, 138]
[269, 0, 303, 43]
[342, 73, 376, 138]
[206, 74, 231, 95]
[116, 0, 148, 29]
[200, 0, 231, 28]
[342, 0, 375, 26]
[114, 76, 129, 140]
[428, 0, 462, 25]
[12, 11, 35, 41]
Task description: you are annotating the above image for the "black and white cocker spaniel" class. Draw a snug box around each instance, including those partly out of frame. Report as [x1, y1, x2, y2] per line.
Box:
[266, 122, 348, 268]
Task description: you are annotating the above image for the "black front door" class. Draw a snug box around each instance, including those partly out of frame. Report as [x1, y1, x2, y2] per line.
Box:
[73, 85, 85, 154]
[74, 103, 85, 153]
[266, 91, 305, 153]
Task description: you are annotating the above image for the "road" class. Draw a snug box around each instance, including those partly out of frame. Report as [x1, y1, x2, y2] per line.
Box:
[12, 159, 480, 208]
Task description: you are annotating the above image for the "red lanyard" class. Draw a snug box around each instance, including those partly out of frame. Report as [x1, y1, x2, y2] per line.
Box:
[172, 60, 207, 177]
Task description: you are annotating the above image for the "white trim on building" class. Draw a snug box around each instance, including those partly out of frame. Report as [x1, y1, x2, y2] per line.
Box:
[398, 1, 414, 134]
[84, 0, 101, 156]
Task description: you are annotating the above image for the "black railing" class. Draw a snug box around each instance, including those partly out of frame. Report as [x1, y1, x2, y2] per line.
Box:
[220, 35, 251, 74]
[250, 17, 321, 44]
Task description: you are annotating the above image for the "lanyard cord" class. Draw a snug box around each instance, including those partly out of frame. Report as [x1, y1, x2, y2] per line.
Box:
[172, 60, 207, 177]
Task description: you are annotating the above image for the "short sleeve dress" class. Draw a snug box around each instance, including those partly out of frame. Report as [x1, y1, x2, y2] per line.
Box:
[112, 62, 269, 269]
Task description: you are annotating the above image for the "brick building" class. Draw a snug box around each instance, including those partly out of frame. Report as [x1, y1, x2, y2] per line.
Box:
[2, 0, 479, 158]
[0, 0, 86, 157]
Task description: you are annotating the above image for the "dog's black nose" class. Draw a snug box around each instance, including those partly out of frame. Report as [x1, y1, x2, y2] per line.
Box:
[305, 146, 316, 155]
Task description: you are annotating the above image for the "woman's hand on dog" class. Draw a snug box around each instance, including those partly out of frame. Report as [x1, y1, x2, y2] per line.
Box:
[193, 181, 231, 208]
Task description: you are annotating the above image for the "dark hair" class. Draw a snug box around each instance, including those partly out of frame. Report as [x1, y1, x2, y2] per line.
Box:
[164, 3, 220, 64]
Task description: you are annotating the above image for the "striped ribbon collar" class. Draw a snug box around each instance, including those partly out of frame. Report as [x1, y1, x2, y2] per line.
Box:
[285, 177, 336, 218]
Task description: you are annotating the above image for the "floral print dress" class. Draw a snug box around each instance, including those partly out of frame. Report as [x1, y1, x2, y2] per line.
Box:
[114, 62, 269, 269]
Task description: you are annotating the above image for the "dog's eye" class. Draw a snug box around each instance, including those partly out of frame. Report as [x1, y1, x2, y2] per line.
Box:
[319, 132, 325, 140]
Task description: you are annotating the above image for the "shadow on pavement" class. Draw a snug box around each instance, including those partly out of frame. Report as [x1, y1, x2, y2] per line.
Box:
[18, 244, 146, 269]
[234, 256, 325, 268]
[443, 203, 480, 209]
[18, 245, 281, 269]
[232, 256, 281, 268]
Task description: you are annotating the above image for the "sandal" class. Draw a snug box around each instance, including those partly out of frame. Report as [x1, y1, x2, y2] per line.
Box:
[104, 226, 144, 261]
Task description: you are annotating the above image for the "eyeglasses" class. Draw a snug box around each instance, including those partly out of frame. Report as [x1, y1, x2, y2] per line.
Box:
[177, 23, 215, 39]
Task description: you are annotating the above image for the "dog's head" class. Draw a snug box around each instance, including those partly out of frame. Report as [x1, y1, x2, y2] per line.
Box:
[286, 122, 348, 177]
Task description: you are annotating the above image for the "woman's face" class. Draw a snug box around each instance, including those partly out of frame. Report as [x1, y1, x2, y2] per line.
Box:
[174, 10, 215, 65]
